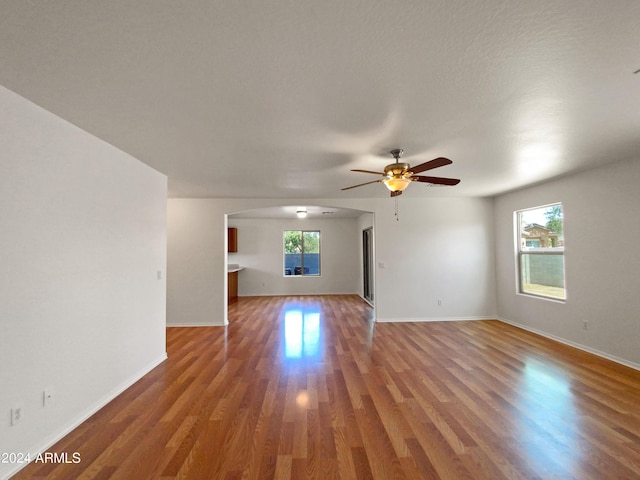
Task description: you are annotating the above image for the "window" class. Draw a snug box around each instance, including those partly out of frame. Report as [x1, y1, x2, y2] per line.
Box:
[283, 230, 320, 276]
[516, 204, 565, 300]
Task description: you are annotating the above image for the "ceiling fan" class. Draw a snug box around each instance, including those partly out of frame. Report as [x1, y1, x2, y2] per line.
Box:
[341, 149, 460, 197]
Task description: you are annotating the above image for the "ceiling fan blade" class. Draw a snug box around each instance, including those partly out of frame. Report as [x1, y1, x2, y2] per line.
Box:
[341, 179, 384, 191]
[409, 157, 452, 174]
[351, 169, 385, 175]
[390, 190, 403, 197]
[412, 175, 460, 186]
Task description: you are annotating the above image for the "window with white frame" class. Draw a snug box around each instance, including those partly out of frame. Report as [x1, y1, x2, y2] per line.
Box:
[283, 230, 320, 276]
[516, 204, 565, 300]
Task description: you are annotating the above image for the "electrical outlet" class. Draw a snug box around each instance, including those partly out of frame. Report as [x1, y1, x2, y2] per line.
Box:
[437, 299, 443, 306]
[11, 406, 23, 426]
[583, 320, 589, 330]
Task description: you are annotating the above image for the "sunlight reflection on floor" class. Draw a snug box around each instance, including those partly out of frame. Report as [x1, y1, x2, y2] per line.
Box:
[517, 359, 581, 476]
[283, 308, 321, 360]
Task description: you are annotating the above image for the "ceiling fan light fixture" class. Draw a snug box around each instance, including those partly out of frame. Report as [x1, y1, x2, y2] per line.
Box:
[342, 149, 459, 195]
[383, 176, 410, 192]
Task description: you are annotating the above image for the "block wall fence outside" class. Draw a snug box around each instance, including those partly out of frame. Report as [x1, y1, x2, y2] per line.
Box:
[521, 254, 565, 288]
[284, 253, 320, 275]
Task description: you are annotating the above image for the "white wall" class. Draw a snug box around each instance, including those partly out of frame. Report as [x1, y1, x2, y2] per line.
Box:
[228, 218, 359, 296]
[494, 156, 640, 368]
[167, 196, 496, 326]
[0, 86, 167, 479]
[373, 196, 496, 322]
[167, 199, 224, 326]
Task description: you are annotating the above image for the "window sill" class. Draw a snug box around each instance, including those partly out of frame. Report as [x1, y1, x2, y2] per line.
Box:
[516, 292, 566, 304]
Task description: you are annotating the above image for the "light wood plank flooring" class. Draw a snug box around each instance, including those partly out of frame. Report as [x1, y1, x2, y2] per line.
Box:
[14, 295, 640, 479]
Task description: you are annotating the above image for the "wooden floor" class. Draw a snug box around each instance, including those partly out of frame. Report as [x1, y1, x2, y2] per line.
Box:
[14, 295, 640, 479]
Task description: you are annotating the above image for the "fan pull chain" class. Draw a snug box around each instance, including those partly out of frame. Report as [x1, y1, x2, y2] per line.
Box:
[394, 196, 399, 221]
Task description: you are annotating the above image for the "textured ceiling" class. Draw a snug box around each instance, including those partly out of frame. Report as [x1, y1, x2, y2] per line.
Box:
[1, 1, 639, 199]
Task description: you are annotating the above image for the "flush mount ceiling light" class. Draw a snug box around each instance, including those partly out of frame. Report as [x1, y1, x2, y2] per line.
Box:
[296, 208, 307, 218]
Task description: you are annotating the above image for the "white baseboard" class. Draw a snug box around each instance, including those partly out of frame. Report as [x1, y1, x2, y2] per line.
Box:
[497, 316, 640, 372]
[3, 354, 167, 480]
[375, 316, 494, 323]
